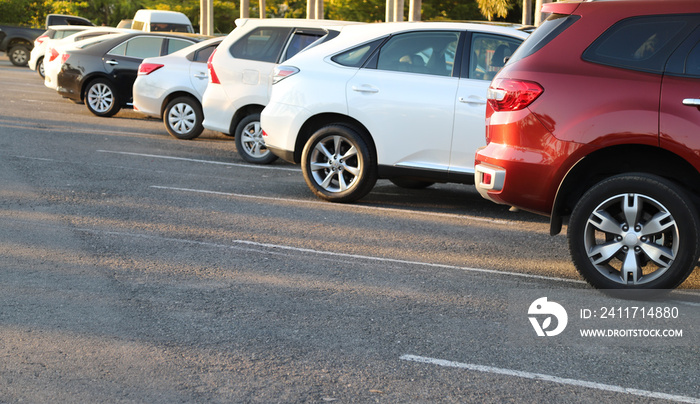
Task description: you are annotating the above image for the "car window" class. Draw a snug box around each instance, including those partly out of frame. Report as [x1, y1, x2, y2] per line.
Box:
[468, 34, 522, 81]
[193, 44, 217, 63]
[109, 37, 163, 58]
[167, 38, 193, 54]
[375, 31, 460, 77]
[56, 29, 83, 39]
[230, 27, 292, 63]
[332, 38, 385, 68]
[151, 23, 192, 33]
[508, 14, 579, 64]
[583, 14, 699, 74]
[282, 32, 325, 62]
[665, 26, 700, 77]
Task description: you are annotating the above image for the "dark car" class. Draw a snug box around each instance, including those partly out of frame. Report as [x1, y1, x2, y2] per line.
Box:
[56, 32, 204, 117]
[474, 0, 700, 289]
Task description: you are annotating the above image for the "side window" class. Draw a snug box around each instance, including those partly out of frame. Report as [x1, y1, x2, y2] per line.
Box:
[686, 42, 700, 76]
[166, 38, 193, 54]
[583, 14, 699, 73]
[468, 34, 522, 81]
[193, 44, 218, 63]
[331, 38, 385, 68]
[282, 32, 324, 62]
[230, 27, 292, 63]
[375, 31, 460, 77]
[109, 37, 163, 58]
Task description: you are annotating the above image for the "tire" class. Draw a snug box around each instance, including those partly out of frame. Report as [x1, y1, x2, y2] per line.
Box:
[389, 178, 435, 189]
[234, 113, 278, 164]
[568, 173, 700, 289]
[85, 78, 120, 117]
[301, 125, 377, 203]
[37, 57, 45, 78]
[9, 45, 30, 67]
[163, 96, 203, 140]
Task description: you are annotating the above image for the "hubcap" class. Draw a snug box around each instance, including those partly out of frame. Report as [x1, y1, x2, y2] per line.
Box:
[168, 102, 196, 134]
[309, 135, 360, 193]
[584, 193, 678, 285]
[12, 49, 27, 64]
[240, 121, 269, 158]
[87, 83, 113, 113]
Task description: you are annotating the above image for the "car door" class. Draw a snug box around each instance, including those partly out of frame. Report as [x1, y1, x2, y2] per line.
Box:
[660, 25, 700, 171]
[104, 35, 165, 92]
[346, 30, 462, 171]
[189, 42, 218, 98]
[449, 33, 523, 177]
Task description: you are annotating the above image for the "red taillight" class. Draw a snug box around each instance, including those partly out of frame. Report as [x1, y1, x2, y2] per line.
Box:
[61, 53, 70, 64]
[48, 48, 59, 62]
[481, 172, 492, 186]
[487, 78, 543, 112]
[138, 63, 164, 75]
[207, 48, 220, 84]
[35, 34, 48, 46]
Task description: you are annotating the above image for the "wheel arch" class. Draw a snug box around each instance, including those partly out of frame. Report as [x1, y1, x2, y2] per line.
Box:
[551, 144, 700, 234]
[229, 104, 265, 136]
[293, 113, 376, 165]
[80, 73, 115, 102]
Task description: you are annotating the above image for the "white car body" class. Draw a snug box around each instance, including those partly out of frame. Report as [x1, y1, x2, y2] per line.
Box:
[131, 9, 194, 33]
[132, 37, 222, 138]
[28, 25, 93, 73]
[261, 22, 530, 202]
[201, 18, 361, 163]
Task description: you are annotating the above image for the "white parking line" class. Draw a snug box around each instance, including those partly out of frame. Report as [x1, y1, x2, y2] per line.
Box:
[98, 150, 299, 172]
[400, 354, 700, 403]
[151, 185, 515, 226]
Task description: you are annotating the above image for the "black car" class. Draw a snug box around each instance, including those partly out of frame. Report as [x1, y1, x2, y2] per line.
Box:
[56, 32, 204, 117]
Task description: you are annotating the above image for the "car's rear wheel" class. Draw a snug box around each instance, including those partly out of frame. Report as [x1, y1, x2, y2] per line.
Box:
[235, 113, 277, 164]
[389, 178, 435, 189]
[164, 96, 203, 140]
[37, 57, 45, 78]
[568, 173, 700, 289]
[85, 78, 120, 117]
[9, 45, 29, 66]
[301, 125, 377, 203]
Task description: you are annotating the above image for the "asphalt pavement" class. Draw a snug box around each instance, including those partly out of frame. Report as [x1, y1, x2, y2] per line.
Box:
[0, 53, 698, 403]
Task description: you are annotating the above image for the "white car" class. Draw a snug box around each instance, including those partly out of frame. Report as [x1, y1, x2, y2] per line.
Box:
[132, 37, 222, 139]
[261, 22, 529, 202]
[28, 25, 93, 77]
[202, 18, 361, 163]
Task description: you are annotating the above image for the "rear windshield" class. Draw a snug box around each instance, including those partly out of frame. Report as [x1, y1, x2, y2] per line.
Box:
[507, 13, 579, 64]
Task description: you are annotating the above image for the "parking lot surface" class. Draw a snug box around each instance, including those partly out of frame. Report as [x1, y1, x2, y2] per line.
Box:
[0, 54, 698, 403]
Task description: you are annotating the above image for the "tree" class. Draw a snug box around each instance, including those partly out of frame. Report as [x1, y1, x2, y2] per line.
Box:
[475, 0, 514, 21]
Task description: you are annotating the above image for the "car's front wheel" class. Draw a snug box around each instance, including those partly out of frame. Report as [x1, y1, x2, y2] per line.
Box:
[9, 45, 29, 66]
[301, 125, 377, 202]
[85, 78, 120, 117]
[163, 96, 203, 140]
[235, 113, 277, 164]
[568, 173, 700, 289]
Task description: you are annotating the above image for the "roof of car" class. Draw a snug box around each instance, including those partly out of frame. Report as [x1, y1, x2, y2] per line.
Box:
[234, 18, 364, 30]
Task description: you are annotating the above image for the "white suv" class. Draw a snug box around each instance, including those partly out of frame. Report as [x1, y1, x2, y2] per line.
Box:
[201, 18, 360, 164]
[261, 22, 529, 202]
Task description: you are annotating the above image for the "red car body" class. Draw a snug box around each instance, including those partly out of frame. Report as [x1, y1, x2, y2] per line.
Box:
[475, 0, 700, 289]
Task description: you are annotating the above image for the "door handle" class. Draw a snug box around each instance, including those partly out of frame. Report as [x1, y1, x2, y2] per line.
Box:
[682, 98, 700, 106]
[351, 85, 379, 94]
[105, 60, 118, 65]
[193, 73, 208, 79]
[459, 96, 486, 105]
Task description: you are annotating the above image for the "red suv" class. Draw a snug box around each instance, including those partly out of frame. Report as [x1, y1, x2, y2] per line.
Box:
[475, 0, 700, 289]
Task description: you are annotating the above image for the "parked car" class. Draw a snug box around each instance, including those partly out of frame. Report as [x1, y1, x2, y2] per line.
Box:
[260, 22, 528, 201]
[202, 18, 362, 163]
[29, 25, 96, 77]
[131, 9, 194, 33]
[44, 35, 115, 91]
[0, 25, 44, 66]
[0, 14, 93, 67]
[474, 0, 700, 289]
[132, 37, 222, 139]
[55, 32, 206, 117]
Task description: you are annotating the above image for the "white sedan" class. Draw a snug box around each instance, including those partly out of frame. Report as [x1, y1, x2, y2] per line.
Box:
[132, 37, 222, 139]
[261, 22, 529, 202]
